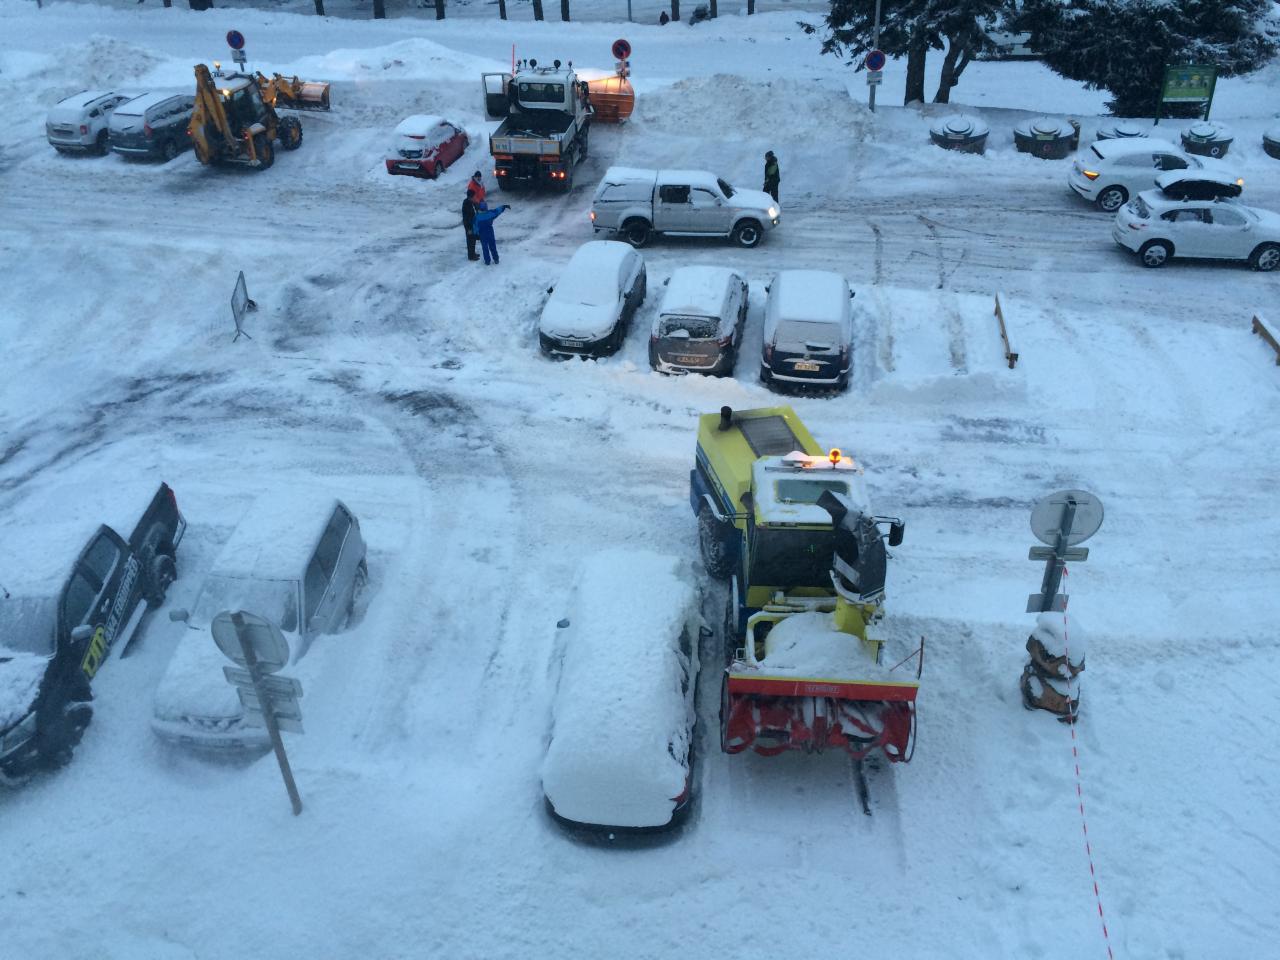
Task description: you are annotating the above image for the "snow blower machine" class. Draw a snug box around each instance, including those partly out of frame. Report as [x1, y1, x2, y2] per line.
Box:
[691, 405, 922, 765]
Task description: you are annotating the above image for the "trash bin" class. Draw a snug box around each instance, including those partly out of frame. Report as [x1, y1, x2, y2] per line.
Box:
[929, 115, 990, 155]
[1013, 117, 1079, 159]
[1264, 126, 1280, 161]
[1181, 121, 1234, 158]
[1095, 120, 1148, 141]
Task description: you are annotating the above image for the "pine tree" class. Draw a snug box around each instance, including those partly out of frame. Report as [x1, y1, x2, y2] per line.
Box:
[1017, 0, 1280, 116]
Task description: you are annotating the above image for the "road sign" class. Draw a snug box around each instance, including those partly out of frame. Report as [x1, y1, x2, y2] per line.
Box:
[223, 666, 303, 699]
[226, 30, 245, 51]
[866, 70, 884, 86]
[1030, 490, 1103, 547]
[1029, 546, 1088, 562]
[865, 49, 886, 72]
[237, 687, 304, 724]
[612, 38, 631, 61]
[212, 610, 289, 673]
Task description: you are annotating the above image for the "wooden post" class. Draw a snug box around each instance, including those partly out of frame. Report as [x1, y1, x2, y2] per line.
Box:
[994, 293, 1019, 369]
[1252, 314, 1280, 365]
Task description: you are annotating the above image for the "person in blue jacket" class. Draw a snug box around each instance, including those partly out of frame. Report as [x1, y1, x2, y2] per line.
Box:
[473, 202, 511, 265]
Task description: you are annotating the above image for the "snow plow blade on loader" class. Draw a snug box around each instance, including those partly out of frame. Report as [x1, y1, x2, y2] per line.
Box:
[257, 73, 332, 111]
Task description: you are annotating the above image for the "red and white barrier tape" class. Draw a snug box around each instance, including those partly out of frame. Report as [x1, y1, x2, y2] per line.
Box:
[1061, 565, 1116, 959]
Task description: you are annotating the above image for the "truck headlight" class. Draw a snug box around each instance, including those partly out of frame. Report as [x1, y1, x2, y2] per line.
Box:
[1, 712, 37, 756]
[767, 206, 779, 220]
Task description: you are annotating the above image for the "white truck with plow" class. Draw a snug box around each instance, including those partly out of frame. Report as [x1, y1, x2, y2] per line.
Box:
[483, 60, 591, 192]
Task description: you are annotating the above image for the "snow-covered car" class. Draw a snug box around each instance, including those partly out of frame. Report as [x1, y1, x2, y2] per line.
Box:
[541, 549, 702, 835]
[1, 483, 184, 778]
[1154, 169, 1243, 202]
[107, 92, 195, 162]
[760, 269, 856, 391]
[1112, 190, 1280, 271]
[649, 265, 748, 376]
[1068, 137, 1241, 213]
[538, 241, 646, 358]
[45, 90, 132, 155]
[152, 494, 366, 754]
[385, 115, 469, 179]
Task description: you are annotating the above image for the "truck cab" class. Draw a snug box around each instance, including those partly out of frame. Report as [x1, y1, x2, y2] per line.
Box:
[483, 61, 591, 192]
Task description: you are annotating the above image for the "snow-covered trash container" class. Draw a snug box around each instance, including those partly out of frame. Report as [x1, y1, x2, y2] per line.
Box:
[1013, 116, 1079, 159]
[1181, 120, 1234, 158]
[1263, 126, 1280, 161]
[541, 549, 702, 838]
[1095, 119, 1148, 141]
[1020, 613, 1085, 721]
[929, 115, 990, 155]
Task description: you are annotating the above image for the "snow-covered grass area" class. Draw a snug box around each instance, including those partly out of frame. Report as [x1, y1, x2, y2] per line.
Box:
[1, 1, 1279, 958]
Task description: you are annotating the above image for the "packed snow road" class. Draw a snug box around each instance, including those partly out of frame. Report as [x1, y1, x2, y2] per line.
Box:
[2, 6, 1279, 960]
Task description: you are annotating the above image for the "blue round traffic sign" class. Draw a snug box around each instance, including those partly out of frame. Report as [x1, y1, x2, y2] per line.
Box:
[865, 49, 887, 72]
[226, 30, 246, 51]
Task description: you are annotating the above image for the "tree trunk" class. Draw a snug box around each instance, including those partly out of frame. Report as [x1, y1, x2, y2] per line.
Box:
[373, 0, 385, 18]
[933, 38, 963, 103]
[709, 0, 717, 16]
[671, 0, 680, 21]
[533, 0, 544, 20]
[434, 0, 445, 18]
[162, 0, 172, 7]
[313, 0, 324, 15]
[498, 0, 506, 17]
[561, 0, 569, 20]
[746, 0, 754, 13]
[904, 36, 927, 105]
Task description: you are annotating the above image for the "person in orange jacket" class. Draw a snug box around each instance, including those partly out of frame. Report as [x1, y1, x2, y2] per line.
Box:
[469, 170, 487, 204]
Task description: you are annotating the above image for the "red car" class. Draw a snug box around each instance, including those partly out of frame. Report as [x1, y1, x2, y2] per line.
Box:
[385, 115, 469, 179]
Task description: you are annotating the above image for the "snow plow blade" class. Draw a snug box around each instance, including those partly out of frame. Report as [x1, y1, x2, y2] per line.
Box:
[262, 74, 331, 111]
[586, 75, 634, 123]
[726, 674, 918, 702]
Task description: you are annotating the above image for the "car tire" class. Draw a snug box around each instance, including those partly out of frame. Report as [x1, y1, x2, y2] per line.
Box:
[1096, 186, 1127, 213]
[698, 506, 735, 580]
[278, 117, 303, 151]
[142, 551, 177, 608]
[731, 220, 764, 248]
[621, 218, 651, 248]
[759, 364, 773, 386]
[636, 266, 647, 306]
[94, 130, 109, 156]
[37, 687, 93, 771]
[1139, 240, 1171, 268]
[1249, 243, 1280, 273]
[253, 134, 275, 170]
[162, 138, 178, 162]
[346, 559, 368, 623]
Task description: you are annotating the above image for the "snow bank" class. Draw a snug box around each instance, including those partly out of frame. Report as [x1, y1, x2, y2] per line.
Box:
[541, 549, 699, 828]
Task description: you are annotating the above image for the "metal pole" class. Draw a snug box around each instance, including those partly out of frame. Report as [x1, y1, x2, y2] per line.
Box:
[232, 612, 303, 816]
[1036, 499, 1077, 612]
[627, 0, 632, 21]
[869, 0, 882, 113]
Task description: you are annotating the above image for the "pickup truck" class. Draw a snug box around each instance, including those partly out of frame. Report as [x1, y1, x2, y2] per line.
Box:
[0, 483, 185, 778]
[590, 167, 780, 249]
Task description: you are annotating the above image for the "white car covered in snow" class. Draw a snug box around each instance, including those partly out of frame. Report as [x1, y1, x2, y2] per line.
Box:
[538, 241, 646, 359]
[152, 493, 367, 753]
[1068, 137, 1241, 213]
[1112, 190, 1280, 271]
[45, 90, 132, 155]
[541, 550, 702, 835]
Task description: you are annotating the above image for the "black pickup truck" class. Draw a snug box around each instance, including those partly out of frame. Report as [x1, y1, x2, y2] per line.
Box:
[0, 482, 185, 778]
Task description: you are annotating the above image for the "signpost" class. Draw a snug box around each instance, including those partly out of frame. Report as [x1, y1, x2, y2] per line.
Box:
[230, 271, 256, 342]
[226, 29, 247, 70]
[868, 0, 883, 113]
[1155, 63, 1217, 124]
[1026, 489, 1103, 613]
[212, 610, 304, 815]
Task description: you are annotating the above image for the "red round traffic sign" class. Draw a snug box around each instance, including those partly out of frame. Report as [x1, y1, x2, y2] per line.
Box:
[226, 30, 246, 51]
[865, 49, 886, 72]
[612, 38, 631, 61]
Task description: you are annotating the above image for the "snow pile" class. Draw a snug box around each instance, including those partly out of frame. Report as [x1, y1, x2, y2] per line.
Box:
[761, 610, 908, 681]
[32, 35, 165, 92]
[541, 549, 699, 828]
[1032, 611, 1087, 663]
[0, 653, 47, 731]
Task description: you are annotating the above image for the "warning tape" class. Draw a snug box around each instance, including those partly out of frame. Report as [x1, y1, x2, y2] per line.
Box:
[1061, 566, 1116, 959]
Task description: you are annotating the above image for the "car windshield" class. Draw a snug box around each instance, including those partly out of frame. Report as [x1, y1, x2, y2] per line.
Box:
[518, 82, 564, 104]
[191, 576, 299, 633]
[774, 320, 840, 351]
[0, 596, 58, 657]
[750, 526, 836, 589]
[659, 315, 719, 339]
[717, 178, 736, 198]
[774, 478, 850, 505]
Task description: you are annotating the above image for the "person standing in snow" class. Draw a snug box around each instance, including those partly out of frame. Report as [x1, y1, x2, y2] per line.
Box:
[462, 187, 480, 262]
[473, 202, 510, 265]
[763, 151, 780, 203]
[469, 170, 487, 205]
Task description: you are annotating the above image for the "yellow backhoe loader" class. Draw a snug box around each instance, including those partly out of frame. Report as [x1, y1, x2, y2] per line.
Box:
[189, 64, 305, 171]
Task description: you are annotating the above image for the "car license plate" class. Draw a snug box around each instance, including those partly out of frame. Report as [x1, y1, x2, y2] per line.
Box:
[794, 361, 821, 372]
[397, 162, 420, 171]
[674, 355, 703, 365]
[559, 338, 583, 348]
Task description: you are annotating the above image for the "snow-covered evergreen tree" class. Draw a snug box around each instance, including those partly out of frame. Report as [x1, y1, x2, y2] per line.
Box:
[1016, 0, 1280, 116]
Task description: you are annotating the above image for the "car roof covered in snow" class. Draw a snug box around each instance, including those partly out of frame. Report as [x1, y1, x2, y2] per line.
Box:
[765, 269, 851, 329]
[541, 549, 699, 828]
[658, 266, 742, 319]
[557, 241, 635, 296]
[1090, 137, 1179, 159]
[55, 89, 115, 109]
[113, 90, 176, 115]
[656, 169, 722, 190]
[598, 166, 657, 186]
[394, 114, 452, 136]
[1155, 169, 1242, 190]
[211, 490, 342, 581]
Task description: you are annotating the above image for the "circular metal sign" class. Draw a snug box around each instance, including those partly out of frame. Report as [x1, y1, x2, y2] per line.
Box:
[611, 38, 631, 61]
[865, 49, 887, 72]
[226, 30, 246, 51]
[1030, 489, 1104, 546]
[211, 610, 290, 674]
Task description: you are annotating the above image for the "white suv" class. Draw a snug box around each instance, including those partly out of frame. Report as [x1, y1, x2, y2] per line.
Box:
[1069, 137, 1239, 213]
[46, 90, 131, 155]
[1112, 191, 1280, 271]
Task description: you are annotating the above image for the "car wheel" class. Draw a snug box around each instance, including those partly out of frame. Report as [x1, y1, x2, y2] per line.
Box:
[698, 506, 735, 580]
[143, 552, 177, 608]
[1096, 186, 1127, 213]
[1139, 240, 1171, 268]
[731, 220, 764, 248]
[636, 266, 647, 305]
[759, 364, 773, 386]
[278, 117, 303, 151]
[162, 138, 178, 162]
[253, 133, 275, 170]
[347, 560, 368, 622]
[37, 689, 93, 771]
[94, 130, 109, 156]
[621, 218, 651, 248]
[1250, 243, 1280, 272]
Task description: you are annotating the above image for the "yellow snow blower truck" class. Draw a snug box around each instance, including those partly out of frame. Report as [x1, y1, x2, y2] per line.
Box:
[690, 405, 921, 762]
[189, 64, 307, 170]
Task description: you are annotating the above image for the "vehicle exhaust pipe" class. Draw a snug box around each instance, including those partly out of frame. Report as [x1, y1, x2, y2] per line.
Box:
[719, 406, 733, 431]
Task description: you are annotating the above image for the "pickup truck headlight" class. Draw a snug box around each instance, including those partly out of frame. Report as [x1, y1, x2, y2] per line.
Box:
[1, 712, 37, 756]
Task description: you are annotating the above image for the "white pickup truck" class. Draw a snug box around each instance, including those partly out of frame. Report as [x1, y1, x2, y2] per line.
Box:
[590, 167, 780, 248]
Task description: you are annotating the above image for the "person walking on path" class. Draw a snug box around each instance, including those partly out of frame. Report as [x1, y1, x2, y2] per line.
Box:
[473, 202, 510, 265]
[763, 151, 780, 204]
[469, 171, 487, 205]
[462, 188, 480, 261]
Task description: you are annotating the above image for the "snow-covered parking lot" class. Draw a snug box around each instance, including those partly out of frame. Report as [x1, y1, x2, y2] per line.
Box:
[2, 3, 1279, 958]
